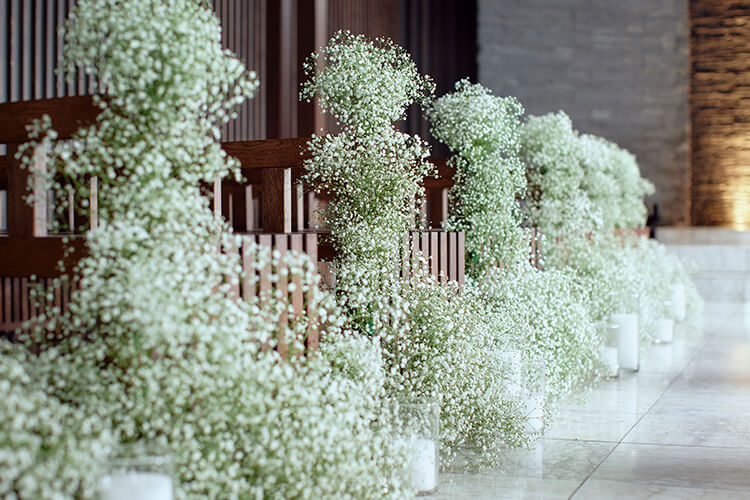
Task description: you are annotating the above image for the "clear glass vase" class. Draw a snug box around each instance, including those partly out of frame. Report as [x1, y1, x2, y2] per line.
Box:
[599, 321, 620, 378]
[522, 357, 546, 435]
[99, 444, 174, 500]
[392, 399, 440, 496]
[655, 300, 674, 344]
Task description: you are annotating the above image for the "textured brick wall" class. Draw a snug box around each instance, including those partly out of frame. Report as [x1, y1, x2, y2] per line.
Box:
[477, 0, 690, 225]
[691, 1, 750, 228]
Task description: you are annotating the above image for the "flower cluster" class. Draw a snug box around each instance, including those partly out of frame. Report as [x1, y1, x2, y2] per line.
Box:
[303, 33, 532, 469]
[427, 82, 601, 406]
[426, 79, 528, 273]
[6, 4, 413, 499]
[518, 112, 701, 340]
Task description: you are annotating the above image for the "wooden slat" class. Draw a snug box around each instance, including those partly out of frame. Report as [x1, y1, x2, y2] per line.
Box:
[0, 236, 84, 276]
[290, 260, 303, 358]
[429, 231, 438, 278]
[2, 277, 11, 327]
[294, 183, 304, 231]
[305, 283, 319, 351]
[0, 155, 7, 189]
[241, 237, 254, 299]
[439, 231, 448, 283]
[261, 167, 292, 232]
[213, 174, 222, 220]
[20, 276, 28, 322]
[410, 231, 420, 269]
[0, 95, 98, 143]
[11, 277, 20, 324]
[304, 232, 318, 263]
[457, 231, 465, 285]
[227, 237, 240, 299]
[88, 176, 97, 231]
[223, 137, 310, 169]
[276, 235, 289, 359]
[244, 185, 255, 231]
[258, 235, 272, 295]
[448, 231, 457, 281]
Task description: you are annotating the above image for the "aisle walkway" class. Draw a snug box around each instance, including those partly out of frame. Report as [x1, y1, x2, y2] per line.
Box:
[435, 303, 750, 499]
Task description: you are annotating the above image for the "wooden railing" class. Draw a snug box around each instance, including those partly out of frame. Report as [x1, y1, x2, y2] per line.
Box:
[0, 97, 468, 338]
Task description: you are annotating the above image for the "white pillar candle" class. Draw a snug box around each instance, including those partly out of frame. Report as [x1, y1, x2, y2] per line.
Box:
[654, 318, 674, 343]
[599, 345, 619, 378]
[670, 284, 686, 321]
[408, 438, 438, 494]
[612, 313, 639, 371]
[100, 472, 173, 500]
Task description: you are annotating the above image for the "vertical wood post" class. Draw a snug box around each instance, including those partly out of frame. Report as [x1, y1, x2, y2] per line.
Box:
[213, 174, 222, 221]
[245, 185, 255, 231]
[297, 0, 329, 136]
[261, 167, 292, 233]
[429, 187, 449, 228]
[89, 176, 98, 231]
[7, 142, 47, 237]
[267, 0, 297, 138]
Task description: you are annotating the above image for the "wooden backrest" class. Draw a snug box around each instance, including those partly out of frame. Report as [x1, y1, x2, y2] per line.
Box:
[0, 97, 470, 339]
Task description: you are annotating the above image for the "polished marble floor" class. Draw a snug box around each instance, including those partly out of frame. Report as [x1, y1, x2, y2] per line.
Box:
[433, 302, 750, 499]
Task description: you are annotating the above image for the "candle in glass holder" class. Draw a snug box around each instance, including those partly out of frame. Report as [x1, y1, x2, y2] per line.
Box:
[612, 313, 639, 372]
[409, 437, 438, 494]
[600, 345, 619, 378]
[100, 472, 173, 500]
[99, 444, 174, 500]
[654, 318, 674, 344]
[670, 284, 686, 321]
[393, 400, 440, 496]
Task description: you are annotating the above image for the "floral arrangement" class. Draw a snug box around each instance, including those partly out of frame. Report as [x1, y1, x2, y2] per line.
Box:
[427, 82, 602, 401]
[578, 133, 655, 230]
[425, 79, 528, 273]
[4, 2, 413, 499]
[0, 2, 704, 495]
[302, 33, 531, 469]
[518, 111, 702, 337]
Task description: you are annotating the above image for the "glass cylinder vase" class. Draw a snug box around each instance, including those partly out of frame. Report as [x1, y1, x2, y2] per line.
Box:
[522, 357, 546, 435]
[598, 321, 620, 378]
[392, 399, 440, 496]
[99, 444, 174, 500]
[612, 312, 639, 372]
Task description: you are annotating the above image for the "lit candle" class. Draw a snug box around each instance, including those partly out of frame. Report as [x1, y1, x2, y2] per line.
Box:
[599, 345, 619, 378]
[611, 313, 639, 371]
[654, 318, 674, 343]
[670, 284, 686, 321]
[100, 472, 173, 500]
[408, 437, 438, 494]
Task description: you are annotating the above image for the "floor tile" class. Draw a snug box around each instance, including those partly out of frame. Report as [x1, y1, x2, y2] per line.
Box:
[623, 407, 750, 448]
[574, 478, 750, 499]
[587, 443, 750, 491]
[545, 410, 641, 442]
[493, 438, 616, 480]
[432, 476, 581, 500]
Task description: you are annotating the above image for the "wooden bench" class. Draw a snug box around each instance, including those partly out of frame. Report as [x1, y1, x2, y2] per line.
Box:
[0, 96, 468, 339]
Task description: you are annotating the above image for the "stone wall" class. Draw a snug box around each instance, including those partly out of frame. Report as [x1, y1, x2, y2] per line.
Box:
[477, 0, 690, 225]
[691, 1, 750, 228]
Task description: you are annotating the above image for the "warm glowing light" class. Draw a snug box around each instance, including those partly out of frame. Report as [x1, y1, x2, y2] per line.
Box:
[728, 189, 750, 231]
